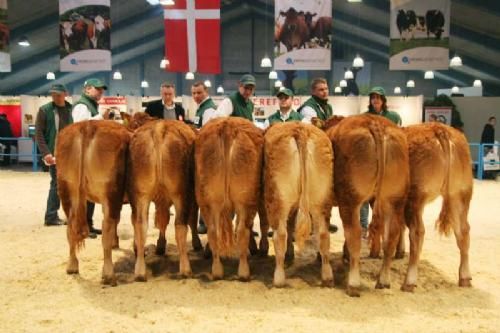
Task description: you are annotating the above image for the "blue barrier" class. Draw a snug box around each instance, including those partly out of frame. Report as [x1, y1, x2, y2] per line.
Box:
[470, 142, 500, 180]
[0, 137, 40, 172]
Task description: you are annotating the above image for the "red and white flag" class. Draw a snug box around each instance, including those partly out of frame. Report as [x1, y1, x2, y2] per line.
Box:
[164, 0, 220, 74]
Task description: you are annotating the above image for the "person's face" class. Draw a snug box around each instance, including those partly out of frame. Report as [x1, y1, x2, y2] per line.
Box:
[51, 92, 67, 106]
[85, 86, 104, 101]
[370, 93, 384, 112]
[312, 82, 329, 100]
[491, 118, 497, 126]
[278, 95, 293, 111]
[238, 84, 255, 100]
[191, 85, 207, 105]
[161, 87, 175, 104]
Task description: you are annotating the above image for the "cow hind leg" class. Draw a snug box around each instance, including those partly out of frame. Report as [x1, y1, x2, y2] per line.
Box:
[172, 200, 192, 277]
[133, 198, 149, 282]
[311, 208, 333, 287]
[235, 207, 254, 281]
[257, 205, 269, 257]
[271, 207, 291, 288]
[101, 203, 120, 286]
[449, 193, 472, 287]
[402, 200, 425, 292]
[154, 201, 170, 256]
[203, 206, 223, 280]
[339, 204, 362, 297]
[66, 222, 79, 275]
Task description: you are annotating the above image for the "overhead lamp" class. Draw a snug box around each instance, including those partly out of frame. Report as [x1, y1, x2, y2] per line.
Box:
[406, 80, 415, 88]
[185, 72, 194, 80]
[46, 72, 55, 80]
[347, 0, 362, 2]
[216, 86, 224, 94]
[451, 86, 459, 94]
[274, 80, 282, 88]
[450, 55, 462, 67]
[113, 70, 122, 80]
[18, 36, 30, 47]
[159, 0, 175, 5]
[352, 54, 364, 68]
[339, 79, 347, 88]
[260, 56, 272, 68]
[204, 79, 212, 88]
[334, 86, 342, 93]
[344, 69, 354, 80]
[141, 80, 149, 88]
[268, 70, 278, 80]
[394, 86, 401, 94]
[160, 58, 169, 69]
[473, 79, 482, 88]
[424, 71, 434, 79]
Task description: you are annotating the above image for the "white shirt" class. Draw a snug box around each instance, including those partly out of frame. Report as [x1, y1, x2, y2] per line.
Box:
[263, 109, 293, 129]
[300, 105, 318, 124]
[72, 103, 103, 122]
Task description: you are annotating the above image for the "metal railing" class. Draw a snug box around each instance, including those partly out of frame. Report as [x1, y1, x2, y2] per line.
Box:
[470, 142, 500, 180]
[0, 137, 40, 172]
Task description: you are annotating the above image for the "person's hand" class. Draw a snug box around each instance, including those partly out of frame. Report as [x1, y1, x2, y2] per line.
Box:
[43, 154, 56, 165]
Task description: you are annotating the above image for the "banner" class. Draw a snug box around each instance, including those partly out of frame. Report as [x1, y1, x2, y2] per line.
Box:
[0, 0, 10, 72]
[59, 0, 111, 72]
[424, 106, 452, 125]
[98, 96, 127, 121]
[0, 97, 21, 137]
[274, 0, 331, 70]
[164, 0, 220, 74]
[390, 0, 450, 70]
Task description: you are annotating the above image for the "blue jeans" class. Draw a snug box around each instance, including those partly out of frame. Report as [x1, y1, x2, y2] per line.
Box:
[44, 165, 60, 223]
[360, 202, 369, 229]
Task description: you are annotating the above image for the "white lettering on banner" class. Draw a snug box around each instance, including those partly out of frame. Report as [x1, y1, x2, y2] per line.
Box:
[164, 1, 219, 72]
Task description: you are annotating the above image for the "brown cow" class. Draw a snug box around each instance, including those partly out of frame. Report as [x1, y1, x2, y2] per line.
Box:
[310, 17, 332, 48]
[400, 122, 473, 291]
[195, 117, 263, 280]
[56, 121, 130, 286]
[264, 122, 334, 287]
[277, 7, 310, 52]
[127, 120, 197, 281]
[326, 114, 409, 296]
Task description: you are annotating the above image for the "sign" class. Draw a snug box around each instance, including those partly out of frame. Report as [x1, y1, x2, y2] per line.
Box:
[0, 0, 10, 72]
[0, 97, 21, 137]
[98, 96, 127, 121]
[424, 106, 452, 125]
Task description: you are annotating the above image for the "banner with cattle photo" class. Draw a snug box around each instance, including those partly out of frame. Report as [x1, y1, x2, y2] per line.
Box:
[274, 0, 332, 70]
[0, 0, 10, 72]
[59, 0, 111, 72]
[390, 0, 450, 70]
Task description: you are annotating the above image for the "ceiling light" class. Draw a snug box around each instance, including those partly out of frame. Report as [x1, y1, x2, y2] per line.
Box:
[160, 0, 175, 5]
[406, 80, 415, 88]
[450, 55, 462, 67]
[113, 70, 122, 80]
[344, 70, 354, 80]
[394, 86, 401, 94]
[216, 86, 224, 94]
[261, 56, 272, 68]
[204, 80, 212, 88]
[473, 79, 482, 88]
[352, 55, 364, 68]
[451, 86, 459, 94]
[268, 70, 278, 80]
[160, 58, 169, 69]
[141, 80, 149, 88]
[46, 72, 55, 80]
[339, 79, 347, 88]
[348, 0, 362, 2]
[185, 72, 194, 80]
[424, 71, 434, 79]
[274, 80, 282, 88]
[334, 86, 341, 93]
[18, 36, 30, 47]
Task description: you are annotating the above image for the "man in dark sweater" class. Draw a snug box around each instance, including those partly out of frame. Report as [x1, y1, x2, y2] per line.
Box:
[0, 113, 14, 166]
[35, 84, 73, 226]
[481, 116, 496, 153]
[145, 82, 185, 121]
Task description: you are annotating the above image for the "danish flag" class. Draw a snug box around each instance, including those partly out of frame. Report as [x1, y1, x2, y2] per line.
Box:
[164, 0, 221, 74]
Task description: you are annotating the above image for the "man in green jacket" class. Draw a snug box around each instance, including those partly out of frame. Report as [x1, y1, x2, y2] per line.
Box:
[191, 81, 217, 128]
[72, 78, 112, 237]
[35, 84, 73, 226]
[360, 86, 402, 238]
[298, 77, 333, 123]
[211, 74, 256, 122]
[264, 88, 303, 128]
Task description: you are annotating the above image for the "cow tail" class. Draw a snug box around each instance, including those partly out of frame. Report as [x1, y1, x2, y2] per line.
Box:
[434, 125, 453, 236]
[218, 124, 235, 256]
[70, 127, 89, 249]
[367, 121, 386, 241]
[153, 126, 165, 230]
[294, 129, 312, 249]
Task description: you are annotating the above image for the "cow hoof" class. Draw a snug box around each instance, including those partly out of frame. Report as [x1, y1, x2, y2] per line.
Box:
[346, 286, 361, 297]
[273, 279, 286, 288]
[211, 273, 223, 281]
[321, 279, 334, 288]
[134, 275, 147, 282]
[394, 251, 405, 259]
[102, 276, 117, 287]
[66, 268, 79, 275]
[238, 275, 251, 282]
[401, 284, 416, 292]
[375, 281, 390, 289]
[459, 278, 472, 287]
[179, 270, 192, 278]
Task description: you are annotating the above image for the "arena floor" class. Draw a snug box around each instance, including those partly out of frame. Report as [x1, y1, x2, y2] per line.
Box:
[1, 168, 499, 333]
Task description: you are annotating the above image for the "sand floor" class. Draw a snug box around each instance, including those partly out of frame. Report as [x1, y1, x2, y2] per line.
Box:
[0, 167, 499, 333]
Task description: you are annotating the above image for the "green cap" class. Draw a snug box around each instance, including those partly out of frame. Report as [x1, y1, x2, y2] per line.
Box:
[239, 74, 256, 86]
[276, 88, 294, 98]
[49, 84, 67, 94]
[84, 78, 107, 90]
[369, 86, 385, 96]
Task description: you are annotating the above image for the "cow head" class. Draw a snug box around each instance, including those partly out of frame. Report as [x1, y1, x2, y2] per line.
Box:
[61, 21, 73, 37]
[94, 15, 106, 32]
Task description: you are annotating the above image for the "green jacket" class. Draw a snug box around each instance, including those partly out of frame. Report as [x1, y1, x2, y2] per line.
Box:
[35, 101, 73, 156]
[365, 109, 402, 126]
[298, 96, 333, 121]
[195, 97, 216, 128]
[229, 92, 254, 121]
[267, 109, 303, 125]
[74, 94, 99, 116]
